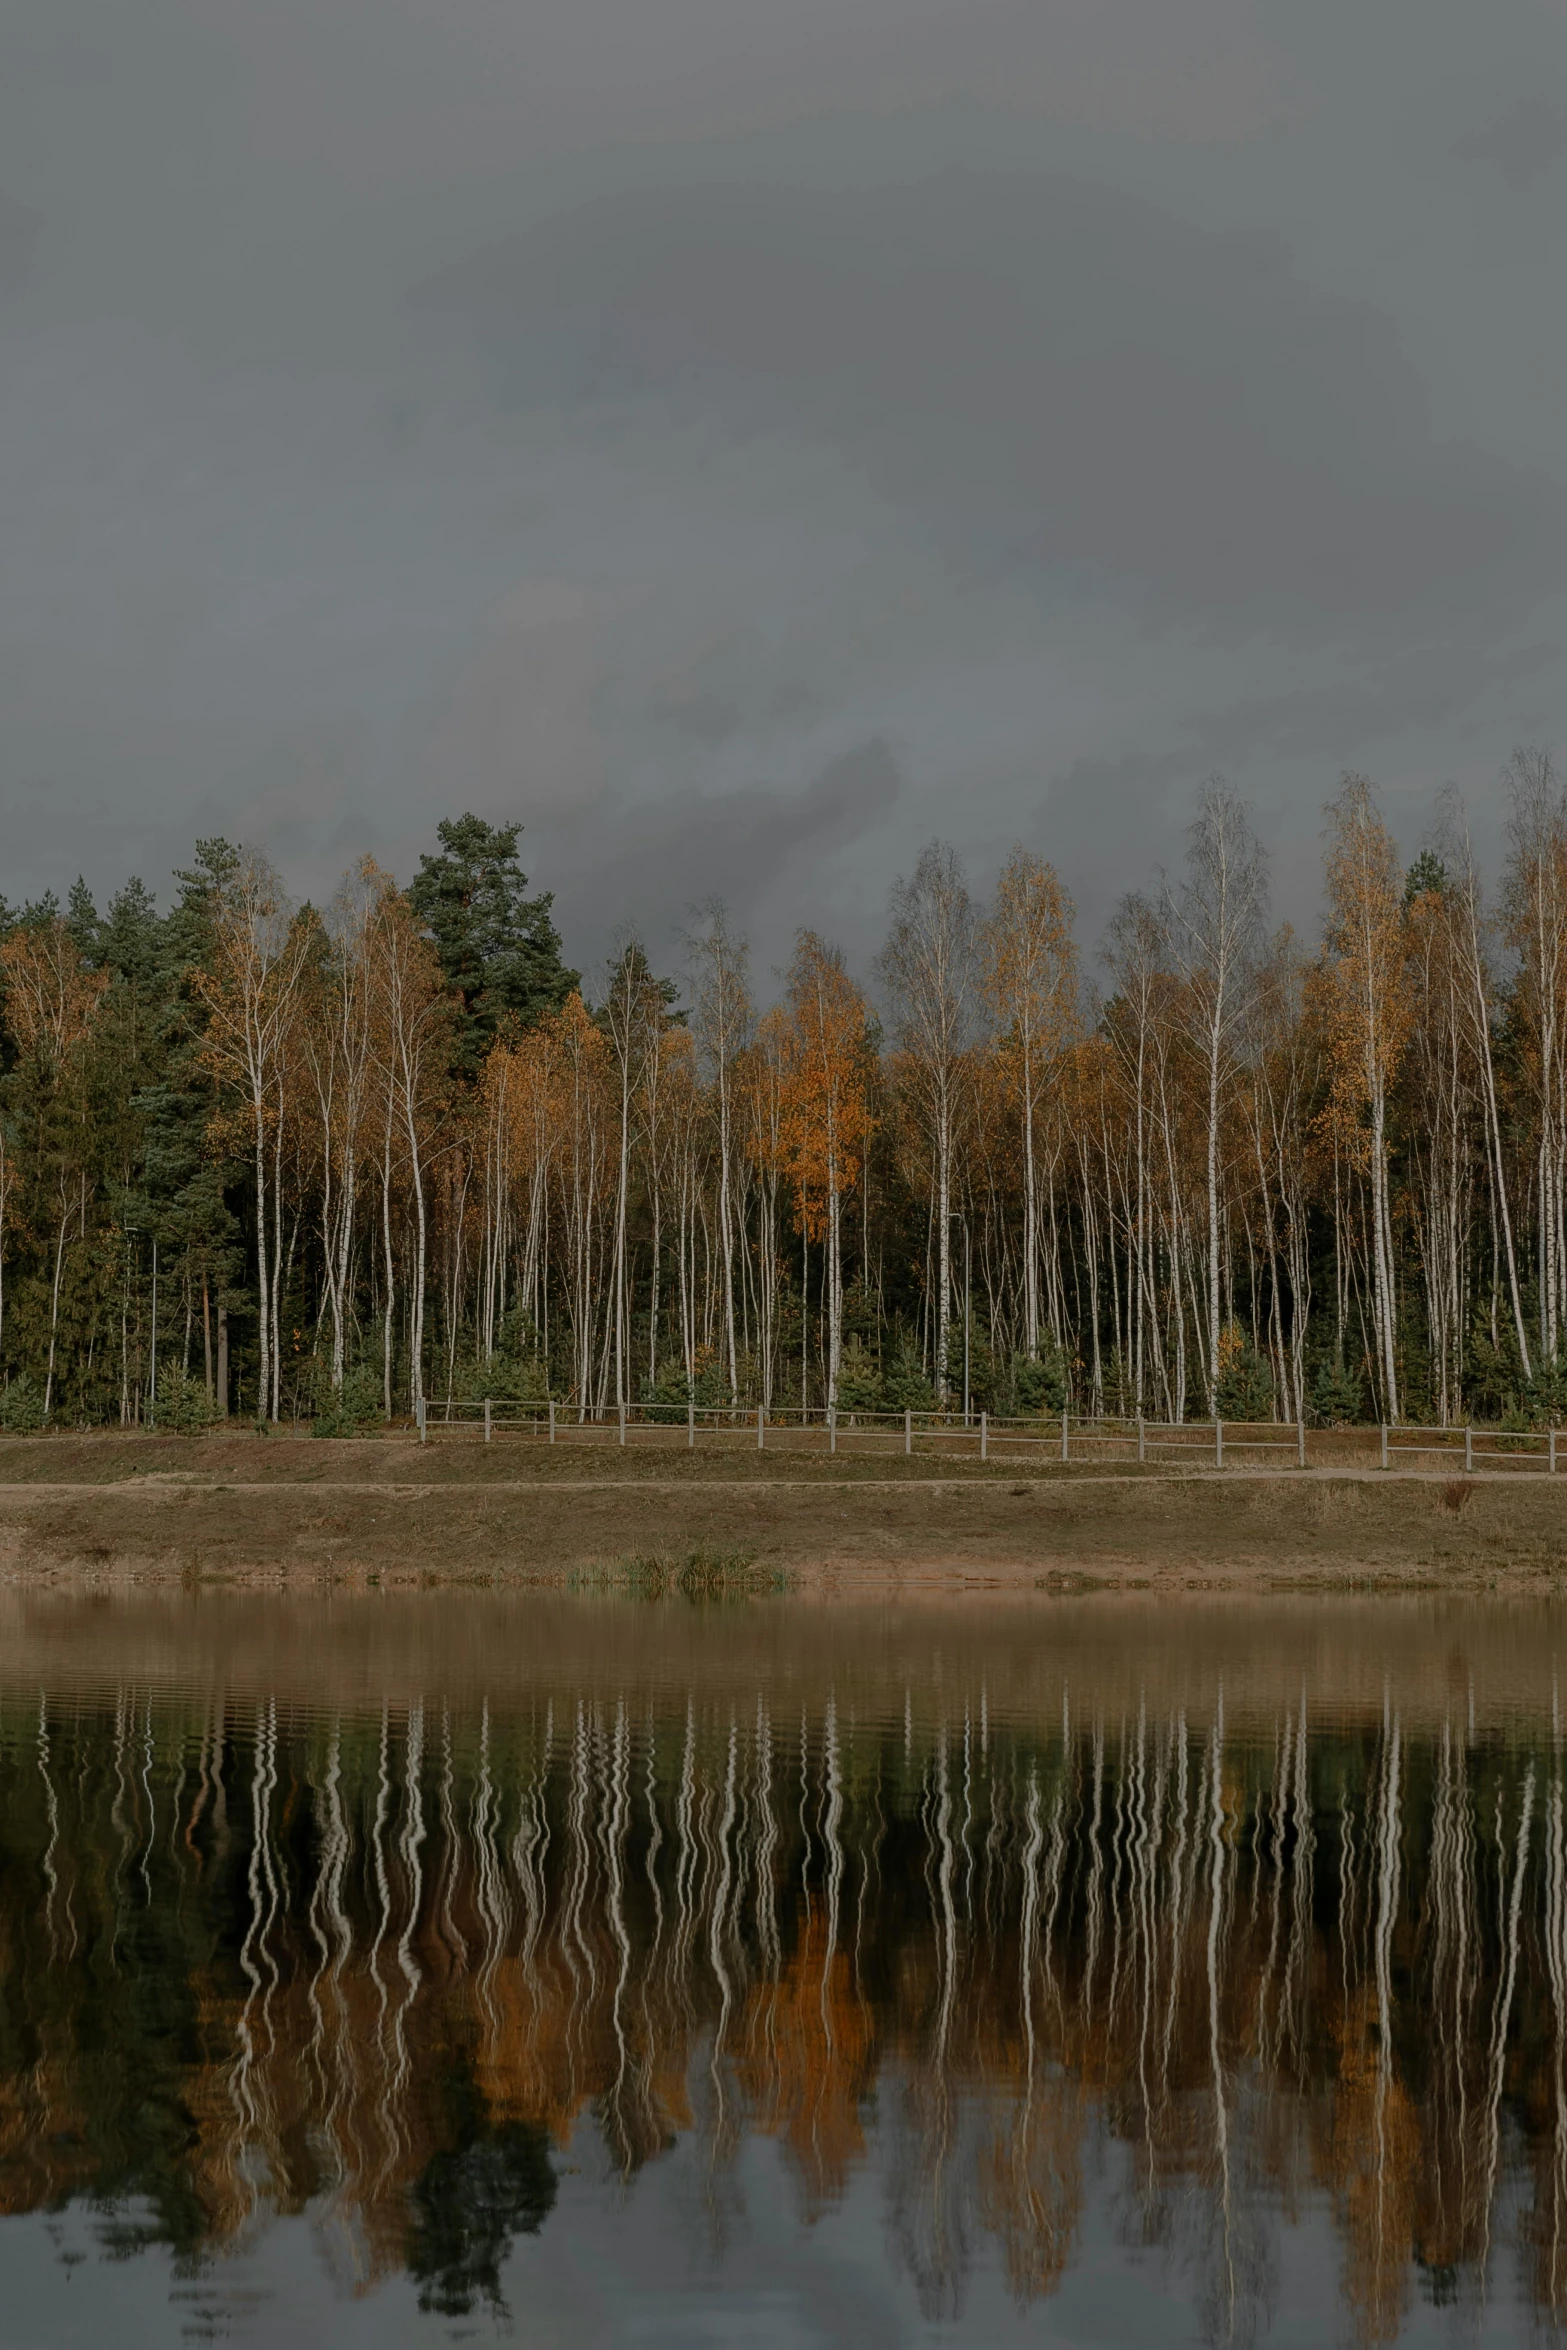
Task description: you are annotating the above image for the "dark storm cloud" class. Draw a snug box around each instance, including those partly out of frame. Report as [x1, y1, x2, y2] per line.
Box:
[0, 0, 1564, 968]
[433, 165, 1553, 619]
[537, 738, 905, 982]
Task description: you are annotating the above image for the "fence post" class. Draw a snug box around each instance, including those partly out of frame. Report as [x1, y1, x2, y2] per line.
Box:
[1137, 1415, 1145, 1464]
[905, 1407, 912, 1458]
[980, 1410, 988, 1462]
[548, 1399, 555, 1445]
[688, 1392, 695, 1451]
[1061, 1409, 1069, 1465]
[1552, 1426, 1558, 1475]
[1297, 1418, 1306, 1469]
[1380, 1423, 1388, 1471]
[484, 1397, 491, 1444]
[1465, 1424, 1473, 1474]
[1215, 1419, 1224, 1468]
[618, 1401, 626, 1448]
[758, 1405, 765, 1452]
[829, 1405, 837, 1456]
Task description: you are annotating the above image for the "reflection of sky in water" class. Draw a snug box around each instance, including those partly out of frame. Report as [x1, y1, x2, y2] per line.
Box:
[1, 1593, 1565, 2346]
[1, 2149, 1538, 2346]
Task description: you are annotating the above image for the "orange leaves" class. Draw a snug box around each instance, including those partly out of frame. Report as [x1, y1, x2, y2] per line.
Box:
[365, 878, 453, 1099]
[482, 991, 618, 1220]
[482, 1024, 547, 1173]
[739, 1004, 791, 1184]
[776, 931, 873, 1241]
[517, 992, 617, 1246]
[982, 847, 1079, 1071]
[544, 990, 612, 1137]
[0, 920, 108, 1070]
[1317, 775, 1415, 1132]
[190, 849, 313, 1115]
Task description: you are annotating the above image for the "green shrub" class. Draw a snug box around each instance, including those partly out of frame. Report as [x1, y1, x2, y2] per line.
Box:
[312, 1362, 385, 1437]
[834, 1337, 884, 1413]
[1465, 1324, 1526, 1423]
[149, 1362, 220, 1433]
[1216, 1330, 1275, 1422]
[0, 1375, 45, 1433]
[640, 1357, 695, 1424]
[1311, 1359, 1364, 1427]
[879, 1345, 936, 1414]
[639, 1353, 729, 1423]
[439, 1309, 555, 1407]
[1014, 1342, 1069, 1416]
[452, 1352, 553, 1406]
[1523, 1360, 1567, 1428]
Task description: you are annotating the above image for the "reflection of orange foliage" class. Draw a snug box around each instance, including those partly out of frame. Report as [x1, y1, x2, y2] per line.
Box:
[473, 1948, 690, 2157]
[977, 2077, 1085, 2303]
[737, 1916, 874, 2213]
[10, 1701, 1567, 2350]
[0, 2058, 91, 2218]
[1321, 1989, 1421, 2346]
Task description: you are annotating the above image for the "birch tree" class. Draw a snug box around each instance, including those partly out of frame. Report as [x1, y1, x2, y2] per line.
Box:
[547, 993, 614, 1413]
[688, 903, 752, 1404]
[1319, 777, 1412, 1420]
[982, 850, 1079, 1362]
[1503, 748, 1567, 1374]
[879, 844, 977, 1401]
[193, 852, 310, 1423]
[303, 858, 378, 1393]
[0, 920, 110, 1419]
[368, 881, 450, 1417]
[1404, 874, 1472, 1422]
[781, 934, 872, 1408]
[1163, 783, 1268, 1416]
[1440, 795, 1530, 1382]
[600, 940, 666, 1412]
[1102, 895, 1171, 1416]
[742, 1007, 790, 1410]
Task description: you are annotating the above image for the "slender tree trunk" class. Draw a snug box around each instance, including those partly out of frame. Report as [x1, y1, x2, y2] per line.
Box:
[253, 1084, 272, 1423]
[43, 1190, 73, 1422]
[1021, 1048, 1039, 1358]
[1206, 1018, 1222, 1415]
[380, 1114, 396, 1419]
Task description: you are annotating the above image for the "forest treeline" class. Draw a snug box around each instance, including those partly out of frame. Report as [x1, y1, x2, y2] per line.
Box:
[1, 755, 1565, 1431]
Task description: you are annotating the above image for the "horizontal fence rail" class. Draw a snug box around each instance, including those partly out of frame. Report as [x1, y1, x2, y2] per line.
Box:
[1382, 1422, 1559, 1473]
[402, 1401, 1551, 1474]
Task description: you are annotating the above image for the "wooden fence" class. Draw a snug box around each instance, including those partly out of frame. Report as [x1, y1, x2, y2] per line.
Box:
[407, 1399, 1561, 1471]
[1382, 1422, 1559, 1473]
[411, 1401, 1320, 1466]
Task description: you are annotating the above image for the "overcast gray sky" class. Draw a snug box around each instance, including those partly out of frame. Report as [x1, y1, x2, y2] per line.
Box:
[3, 0, 1563, 978]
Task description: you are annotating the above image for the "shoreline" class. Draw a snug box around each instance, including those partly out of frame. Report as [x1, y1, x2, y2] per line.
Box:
[4, 1581, 1567, 1730]
[0, 1440, 1561, 1594]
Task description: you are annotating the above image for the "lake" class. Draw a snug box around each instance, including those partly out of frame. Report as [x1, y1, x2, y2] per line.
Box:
[1, 1588, 1564, 2346]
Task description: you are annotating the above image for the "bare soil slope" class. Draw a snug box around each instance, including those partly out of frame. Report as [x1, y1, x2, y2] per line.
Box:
[0, 1434, 1560, 1592]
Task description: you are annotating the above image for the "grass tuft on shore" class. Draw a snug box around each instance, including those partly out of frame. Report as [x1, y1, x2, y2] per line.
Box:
[571, 1546, 794, 1601]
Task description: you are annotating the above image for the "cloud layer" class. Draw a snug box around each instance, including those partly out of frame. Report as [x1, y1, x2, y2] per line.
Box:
[2, 0, 1564, 976]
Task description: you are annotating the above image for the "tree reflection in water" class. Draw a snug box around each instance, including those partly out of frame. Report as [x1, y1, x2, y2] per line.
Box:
[2, 1669, 1565, 2340]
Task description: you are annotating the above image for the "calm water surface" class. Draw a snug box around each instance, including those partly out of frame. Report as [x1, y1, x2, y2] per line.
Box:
[3, 1589, 1566, 2347]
